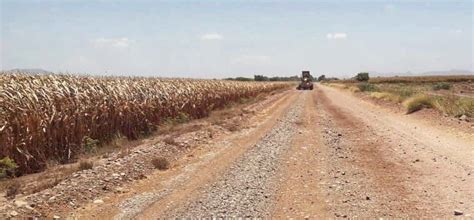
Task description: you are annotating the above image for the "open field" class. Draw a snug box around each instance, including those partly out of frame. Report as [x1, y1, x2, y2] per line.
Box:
[1, 81, 473, 219]
[0, 73, 292, 175]
[335, 75, 474, 84]
[325, 76, 474, 118]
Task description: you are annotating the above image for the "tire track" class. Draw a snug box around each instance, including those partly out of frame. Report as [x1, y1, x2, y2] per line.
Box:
[160, 93, 306, 218]
[315, 85, 474, 218]
[272, 90, 329, 218]
[314, 88, 419, 218]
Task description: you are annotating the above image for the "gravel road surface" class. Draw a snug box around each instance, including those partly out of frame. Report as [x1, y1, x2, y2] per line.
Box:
[161, 95, 305, 218]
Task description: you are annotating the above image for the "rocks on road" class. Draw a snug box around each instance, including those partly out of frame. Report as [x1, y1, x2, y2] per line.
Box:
[162, 95, 305, 218]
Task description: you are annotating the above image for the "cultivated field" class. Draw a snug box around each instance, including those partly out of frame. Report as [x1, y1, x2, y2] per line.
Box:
[0, 73, 291, 174]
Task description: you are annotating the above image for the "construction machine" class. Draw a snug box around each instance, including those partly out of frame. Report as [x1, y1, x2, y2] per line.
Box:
[297, 70, 314, 90]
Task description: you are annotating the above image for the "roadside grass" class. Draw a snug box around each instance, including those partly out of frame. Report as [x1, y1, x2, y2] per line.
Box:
[432, 82, 452, 91]
[432, 95, 474, 117]
[163, 136, 179, 146]
[151, 157, 170, 170]
[330, 79, 474, 117]
[78, 160, 94, 170]
[348, 86, 361, 93]
[5, 180, 21, 199]
[369, 92, 402, 103]
[327, 83, 360, 92]
[327, 83, 347, 89]
[403, 95, 434, 113]
[357, 83, 379, 92]
[335, 75, 474, 84]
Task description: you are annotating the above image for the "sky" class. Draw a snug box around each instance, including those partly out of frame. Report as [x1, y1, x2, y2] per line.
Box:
[0, 0, 473, 78]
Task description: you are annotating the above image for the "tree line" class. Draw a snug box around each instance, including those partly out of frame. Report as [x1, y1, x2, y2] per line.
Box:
[225, 75, 300, 82]
[225, 72, 371, 82]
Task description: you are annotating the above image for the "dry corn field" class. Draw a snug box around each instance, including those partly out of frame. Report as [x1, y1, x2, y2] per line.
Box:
[0, 73, 291, 174]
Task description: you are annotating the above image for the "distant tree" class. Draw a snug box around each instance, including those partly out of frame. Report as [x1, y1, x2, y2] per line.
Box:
[317, 75, 326, 81]
[254, 75, 269, 81]
[235, 77, 253, 81]
[227, 75, 299, 82]
[290, 75, 300, 81]
[224, 77, 253, 81]
[269, 77, 280, 81]
[355, 72, 370, 82]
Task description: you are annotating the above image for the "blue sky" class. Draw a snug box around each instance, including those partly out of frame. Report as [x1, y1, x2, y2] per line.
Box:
[1, 0, 472, 78]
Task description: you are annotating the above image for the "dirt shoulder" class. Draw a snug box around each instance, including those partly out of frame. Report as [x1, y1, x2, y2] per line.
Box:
[316, 85, 474, 218]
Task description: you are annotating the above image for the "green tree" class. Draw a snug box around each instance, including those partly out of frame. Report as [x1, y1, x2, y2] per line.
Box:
[254, 75, 269, 81]
[355, 72, 370, 81]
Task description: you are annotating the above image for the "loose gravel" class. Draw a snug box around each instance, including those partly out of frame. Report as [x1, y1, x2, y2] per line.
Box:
[163, 95, 305, 218]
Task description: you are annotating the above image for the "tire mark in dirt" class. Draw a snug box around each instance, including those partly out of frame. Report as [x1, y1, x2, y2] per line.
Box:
[272, 91, 329, 219]
[318, 85, 474, 217]
[314, 88, 421, 218]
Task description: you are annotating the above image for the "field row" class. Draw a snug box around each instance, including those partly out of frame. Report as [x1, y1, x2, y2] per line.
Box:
[0, 74, 292, 174]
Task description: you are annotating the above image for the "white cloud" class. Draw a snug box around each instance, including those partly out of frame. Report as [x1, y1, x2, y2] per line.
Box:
[232, 55, 271, 65]
[454, 29, 463, 34]
[92, 37, 134, 48]
[326, 33, 347, 40]
[200, 33, 223, 40]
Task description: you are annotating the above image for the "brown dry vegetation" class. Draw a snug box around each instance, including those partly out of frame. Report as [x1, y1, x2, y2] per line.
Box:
[327, 75, 474, 116]
[78, 160, 94, 170]
[151, 157, 170, 170]
[335, 75, 474, 84]
[0, 73, 291, 174]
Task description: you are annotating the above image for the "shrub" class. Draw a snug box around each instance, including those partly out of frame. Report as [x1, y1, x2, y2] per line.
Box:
[396, 88, 415, 99]
[317, 75, 326, 81]
[163, 137, 178, 146]
[370, 92, 403, 103]
[355, 72, 370, 82]
[225, 123, 240, 132]
[357, 83, 378, 92]
[432, 82, 452, 91]
[6, 181, 21, 199]
[78, 160, 94, 170]
[348, 86, 360, 93]
[82, 136, 99, 154]
[432, 96, 474, 117]
[0, 157, 18, 178]
[254, 75, 269, 81]
[151, 157, 170, 170]
[175, 112, 190, 124]
[403, 95, 434, 114]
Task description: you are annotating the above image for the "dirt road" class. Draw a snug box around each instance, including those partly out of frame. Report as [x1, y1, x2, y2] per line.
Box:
[8, 84, 472, 219]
